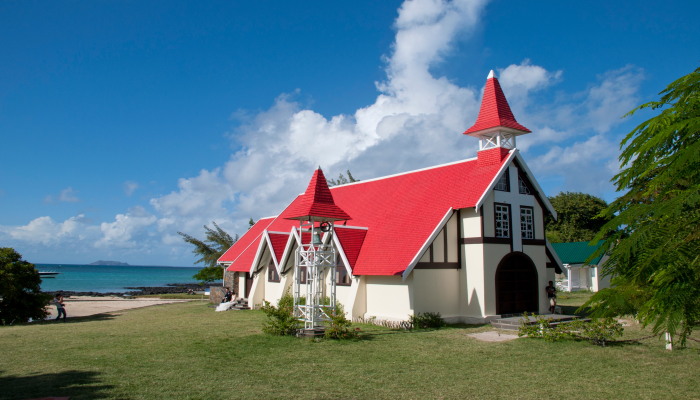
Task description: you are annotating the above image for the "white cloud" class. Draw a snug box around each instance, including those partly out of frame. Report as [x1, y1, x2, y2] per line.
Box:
[59, 187, 80, 202]
[44, 187, 81, 204]
[1, 214, 99, 245]
[123, 181, 139, 196]
[95, 206, 157, 249]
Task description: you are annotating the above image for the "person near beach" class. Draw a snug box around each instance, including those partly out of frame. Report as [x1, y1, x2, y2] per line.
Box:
[54, 294, 67, 322]
[545, 281, 557, 314]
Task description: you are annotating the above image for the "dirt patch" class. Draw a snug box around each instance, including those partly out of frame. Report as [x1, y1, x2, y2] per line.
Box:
[466, 331, 520, 342]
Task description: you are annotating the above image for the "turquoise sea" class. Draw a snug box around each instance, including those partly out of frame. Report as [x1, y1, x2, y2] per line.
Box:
[35, 264, 217, 293]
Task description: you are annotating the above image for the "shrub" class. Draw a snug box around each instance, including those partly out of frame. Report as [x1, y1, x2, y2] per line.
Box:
[517, 312, 624, 347]
[409, 312, 446, 329]
[0, 248, 53, 325]
[260, 292, 299, 336]
[324, 303, 359, 340]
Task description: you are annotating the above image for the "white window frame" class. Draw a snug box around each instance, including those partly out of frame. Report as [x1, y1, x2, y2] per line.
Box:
[495, 204, 510, 238]
[520, 207, 534, 239]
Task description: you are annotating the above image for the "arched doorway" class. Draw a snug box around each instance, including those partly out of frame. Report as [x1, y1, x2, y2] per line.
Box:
[495, 253, 538, 315]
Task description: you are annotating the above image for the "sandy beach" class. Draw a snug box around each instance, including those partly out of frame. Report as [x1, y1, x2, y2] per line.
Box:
[45, 296, 195, 319]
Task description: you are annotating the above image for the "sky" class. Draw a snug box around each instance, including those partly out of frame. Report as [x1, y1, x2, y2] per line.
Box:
[1, 0, 698, 266]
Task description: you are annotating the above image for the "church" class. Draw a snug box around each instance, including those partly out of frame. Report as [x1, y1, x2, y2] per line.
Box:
[218, 71, 564, 324]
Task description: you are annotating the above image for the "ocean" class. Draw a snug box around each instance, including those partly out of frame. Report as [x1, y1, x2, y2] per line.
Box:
[35, 264, 218, 293]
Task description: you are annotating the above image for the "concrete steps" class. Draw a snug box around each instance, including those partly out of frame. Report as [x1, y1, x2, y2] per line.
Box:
[490, 314, 591, 331]
[232, 298, 251, 310]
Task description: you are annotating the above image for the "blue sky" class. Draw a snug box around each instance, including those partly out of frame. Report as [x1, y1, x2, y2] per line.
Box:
[1, 0, 698, 265]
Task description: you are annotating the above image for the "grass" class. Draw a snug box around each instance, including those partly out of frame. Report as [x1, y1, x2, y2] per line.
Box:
[1, 302, 699, 400]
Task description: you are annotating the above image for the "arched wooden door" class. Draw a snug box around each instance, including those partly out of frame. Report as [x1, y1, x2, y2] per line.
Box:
[495, 253, 538, 315]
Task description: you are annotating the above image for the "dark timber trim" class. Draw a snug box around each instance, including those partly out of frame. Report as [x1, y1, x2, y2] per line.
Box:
[461, 237, 511, 245]
[415, 262, 460, 270]
[457, 209, 463, 269]
[443, 223, 448, 263]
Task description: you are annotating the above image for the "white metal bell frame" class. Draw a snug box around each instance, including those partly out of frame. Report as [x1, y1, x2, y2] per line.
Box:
[293, 219, 337, 330]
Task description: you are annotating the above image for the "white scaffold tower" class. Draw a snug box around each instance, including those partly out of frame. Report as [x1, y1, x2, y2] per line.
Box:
[282, 167, 351, 337]
[293, 219, 337, 334]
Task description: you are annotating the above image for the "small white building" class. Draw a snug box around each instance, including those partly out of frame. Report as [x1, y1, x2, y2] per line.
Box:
[550, 241, 610, 292]
[218, 71, 564, 323]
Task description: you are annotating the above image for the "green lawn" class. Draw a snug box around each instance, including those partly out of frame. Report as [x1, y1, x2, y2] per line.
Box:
[1, 302, 698, 400]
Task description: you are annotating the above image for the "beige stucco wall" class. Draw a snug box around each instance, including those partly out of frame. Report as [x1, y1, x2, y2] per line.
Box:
[481, 243, 512, 316]
[446, 213, 458, 262]
[461, 243, 485, 317]
[346, 276, 367, 318]
[482, 191, 495, 237]
[461, 207, 480, 238]
[533, 200, 544, 240]
[365, 274, 414, 320]
[522, 244, 548, 313]
[413, 269, 460, 317]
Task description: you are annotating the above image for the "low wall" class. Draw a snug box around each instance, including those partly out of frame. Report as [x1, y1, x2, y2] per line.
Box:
[210, 286, 225, 304]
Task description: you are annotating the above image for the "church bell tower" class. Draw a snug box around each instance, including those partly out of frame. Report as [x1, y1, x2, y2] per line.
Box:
[464, 70, 530, 166]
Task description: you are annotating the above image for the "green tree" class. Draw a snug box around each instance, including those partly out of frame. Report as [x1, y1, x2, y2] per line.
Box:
[248, 218, 254, 230]
[327, 170, 360, 187]
[178, 222, 238, 283]
[545, 192, 610, 243]
[584, 66, 700, 347]
[0, 248, 53, 325]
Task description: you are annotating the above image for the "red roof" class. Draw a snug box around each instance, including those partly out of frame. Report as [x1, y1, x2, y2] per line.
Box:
[284, 169, 351, 222]
[464, 72, 530, 135]
[334, 227, 368, 271]
[267, 232, 289, 264]
[218, 216, 274, 266]
[224, 156, 512, 276]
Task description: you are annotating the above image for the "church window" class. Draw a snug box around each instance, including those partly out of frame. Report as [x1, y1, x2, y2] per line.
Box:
[495, 204, 510, 238]
[495, 169, 509, 191]
[518, 175, 531, 195]
[267, 259, 280, 282]
[335, 258, 351, 286]
[520, 207, 534, 239]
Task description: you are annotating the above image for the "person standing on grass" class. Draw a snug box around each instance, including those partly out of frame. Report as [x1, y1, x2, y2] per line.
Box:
[545, 281, 557, 314]
[54, 294, 67, 322]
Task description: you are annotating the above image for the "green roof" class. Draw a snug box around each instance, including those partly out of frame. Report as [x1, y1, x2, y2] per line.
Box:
[550, 241, 604, 265]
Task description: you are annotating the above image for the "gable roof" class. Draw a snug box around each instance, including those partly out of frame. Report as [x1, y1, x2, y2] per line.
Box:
[284, 168, 351, 222]
[550, 241, 605, 266]
[464, 71, 531, 135]
[218, 216, 275, 265]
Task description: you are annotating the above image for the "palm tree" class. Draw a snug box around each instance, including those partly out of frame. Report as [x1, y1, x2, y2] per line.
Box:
[178, 222, 238, 283]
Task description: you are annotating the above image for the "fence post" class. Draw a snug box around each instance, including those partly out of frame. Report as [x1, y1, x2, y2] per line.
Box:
[665, 332, 673, 351]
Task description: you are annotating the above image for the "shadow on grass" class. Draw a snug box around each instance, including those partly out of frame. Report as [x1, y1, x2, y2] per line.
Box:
[560, 306, 592, 317]
[44, 313, 119, 325]
[0, 369, 121, 400]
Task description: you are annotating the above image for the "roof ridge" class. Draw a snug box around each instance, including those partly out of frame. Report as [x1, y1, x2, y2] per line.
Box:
[329, 156, 478, 190]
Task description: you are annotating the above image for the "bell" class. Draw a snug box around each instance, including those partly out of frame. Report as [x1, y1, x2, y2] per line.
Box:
[312, 232, 322, 245]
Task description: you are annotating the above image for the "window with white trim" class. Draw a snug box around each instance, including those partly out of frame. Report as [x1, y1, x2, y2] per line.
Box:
[495, 204, 510, 238]
[495, 171, 509, 192]
[520, 207, 534, 239]
[518, 175, 531, 195]
[267, 259, 280, 282]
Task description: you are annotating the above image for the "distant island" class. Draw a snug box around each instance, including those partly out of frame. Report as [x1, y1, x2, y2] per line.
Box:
[89, 260, 130, 266]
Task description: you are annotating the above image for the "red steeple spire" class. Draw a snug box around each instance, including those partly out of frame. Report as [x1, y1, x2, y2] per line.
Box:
[285, 168, 352, 222]
[464, 70, 530, 135]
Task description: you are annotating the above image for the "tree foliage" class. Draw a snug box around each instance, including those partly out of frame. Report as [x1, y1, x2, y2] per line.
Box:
[583, 66, 700, 347]
[178, 222, 238, 283]
[327, 170, 359, 187]
[545, 192, 610, 243]
[0, 248, 53, 325]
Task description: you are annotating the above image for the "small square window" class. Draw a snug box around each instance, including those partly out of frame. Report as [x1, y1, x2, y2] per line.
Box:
[495, 171, 509, 192]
